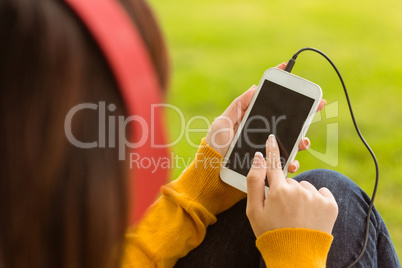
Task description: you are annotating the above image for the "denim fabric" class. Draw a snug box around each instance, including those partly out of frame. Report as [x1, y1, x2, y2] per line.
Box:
[175, 169, 400, 268]
[293, 169, 400, 268]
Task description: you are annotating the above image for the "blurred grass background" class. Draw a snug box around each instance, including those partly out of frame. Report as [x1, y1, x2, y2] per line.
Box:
[149, 0, 402, 258]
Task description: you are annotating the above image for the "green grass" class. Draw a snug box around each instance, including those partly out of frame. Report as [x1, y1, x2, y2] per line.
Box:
[149, 0, 402, 259]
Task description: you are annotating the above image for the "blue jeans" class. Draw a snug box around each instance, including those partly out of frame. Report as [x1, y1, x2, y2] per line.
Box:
[175, 169, 401, 267]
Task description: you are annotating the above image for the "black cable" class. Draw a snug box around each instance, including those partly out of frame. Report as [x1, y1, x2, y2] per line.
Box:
[284, 47, 379, 268]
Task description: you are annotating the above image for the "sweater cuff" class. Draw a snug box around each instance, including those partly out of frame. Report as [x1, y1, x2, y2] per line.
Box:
[166, 138, 246, 215]
[256, 228, 333, 268]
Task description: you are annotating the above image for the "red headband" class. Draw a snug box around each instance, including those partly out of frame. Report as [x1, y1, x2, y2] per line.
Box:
[64, 0, 169, 224]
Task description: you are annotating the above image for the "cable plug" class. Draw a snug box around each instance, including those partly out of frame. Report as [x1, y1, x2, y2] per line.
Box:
[284, 55, 297, 73]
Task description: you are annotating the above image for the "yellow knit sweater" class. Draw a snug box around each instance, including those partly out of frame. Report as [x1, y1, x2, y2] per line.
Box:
[122, 139, 333, 267]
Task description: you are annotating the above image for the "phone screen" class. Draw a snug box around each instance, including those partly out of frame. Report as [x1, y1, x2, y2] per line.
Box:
[225, 80, 315, 178]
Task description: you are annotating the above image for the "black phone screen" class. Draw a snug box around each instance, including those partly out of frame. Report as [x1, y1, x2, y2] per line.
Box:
[225, 80, 315, 177]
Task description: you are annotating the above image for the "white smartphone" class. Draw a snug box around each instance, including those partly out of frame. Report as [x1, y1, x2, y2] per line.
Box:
[220, 67, 322, 193]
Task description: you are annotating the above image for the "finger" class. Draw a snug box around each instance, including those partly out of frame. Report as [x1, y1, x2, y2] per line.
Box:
[275, 62, 287, 70]
[222, 85, 257, 124]
[317, 99, 327, 112]
[287, 160, 300, 173]
[266, 134, 285, 188]
[318, 187, 336, 202]
[299, 180, 318, 192]
[298, 137, 311, 151]
[246, 152, 267, 209]
[285, 177, 299, 186]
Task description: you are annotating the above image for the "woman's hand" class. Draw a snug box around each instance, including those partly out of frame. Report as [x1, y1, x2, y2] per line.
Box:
[246, 134, 338, 237]
[205, 62, 327, 173]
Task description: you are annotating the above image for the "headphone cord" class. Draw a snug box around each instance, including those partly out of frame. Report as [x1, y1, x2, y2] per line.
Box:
[284, 47, 379, 268]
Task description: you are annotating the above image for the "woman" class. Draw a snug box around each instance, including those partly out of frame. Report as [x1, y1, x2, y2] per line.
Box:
[0, 0, 399, 267]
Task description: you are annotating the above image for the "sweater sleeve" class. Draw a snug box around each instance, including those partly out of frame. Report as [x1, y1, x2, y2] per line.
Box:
[122, 138, 334, 267]
[122, 138, 246, 267]
[256, 228, 333, 268]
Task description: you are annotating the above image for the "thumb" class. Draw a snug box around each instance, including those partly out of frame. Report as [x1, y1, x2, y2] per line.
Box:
[246, 152, 267, 212]
[222, 85, 257, 123]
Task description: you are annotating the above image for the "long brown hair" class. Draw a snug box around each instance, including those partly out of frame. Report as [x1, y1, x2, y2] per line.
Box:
[0, 0, 169, 267]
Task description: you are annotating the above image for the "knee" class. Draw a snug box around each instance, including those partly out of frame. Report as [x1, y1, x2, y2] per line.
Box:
[293, 169, 364, 200]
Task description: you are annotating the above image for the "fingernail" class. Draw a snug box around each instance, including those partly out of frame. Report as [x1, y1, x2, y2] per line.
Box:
[255, 151, 264, 158]
[304, 137, 310, 148]
[248, 84, 257, 91]
[253, 151, 264, 168]
[294, 160, 299, 170]
[268, 134, 277, 148]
